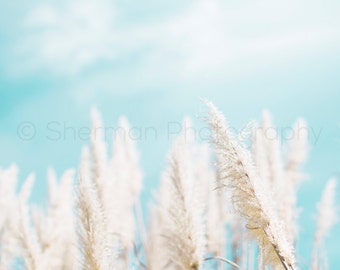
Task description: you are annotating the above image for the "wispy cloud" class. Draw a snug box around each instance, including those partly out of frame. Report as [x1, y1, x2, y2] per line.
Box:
[14, 0, 118, 74]
[5, 0, 340, 101]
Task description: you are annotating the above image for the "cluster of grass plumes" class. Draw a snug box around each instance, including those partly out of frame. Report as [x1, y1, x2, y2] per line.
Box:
[0, 102, 337, 270]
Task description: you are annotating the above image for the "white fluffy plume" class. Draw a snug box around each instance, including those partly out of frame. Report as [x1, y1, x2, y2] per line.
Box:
[77, 146, 112, 270]
[149, 119, 205, 270]
[77, 109, 143, 269]
[205, 101, 296, 270]
[311, 178, 337, 270]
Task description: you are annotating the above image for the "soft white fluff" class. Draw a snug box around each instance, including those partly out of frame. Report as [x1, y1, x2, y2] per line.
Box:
[252, 112, 308, 247]
[109, 116, 143, 252]
[150, 119, 205, 270]
[285, 119, 309, 186]
[77, 147, 112, 270]
[17, 174, 46, 270]
[43, 168, 76, 269]
[78, 110, 143, 269]
[194, 143, 225, 258]
[206, 101, 296, 270]
[260, 111, 285, 203]
[284, 118, 309, 245]
[311, 178, 337, 270]
[0, 165, 19, 268]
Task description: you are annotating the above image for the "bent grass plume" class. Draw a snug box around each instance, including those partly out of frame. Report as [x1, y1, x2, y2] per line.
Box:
[205, 101, 297, 270]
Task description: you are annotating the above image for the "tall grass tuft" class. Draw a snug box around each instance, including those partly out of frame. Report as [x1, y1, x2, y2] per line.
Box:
[0, 101, 337, 270]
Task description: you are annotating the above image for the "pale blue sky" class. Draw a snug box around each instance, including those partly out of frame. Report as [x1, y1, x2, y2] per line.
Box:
[1, 0, 340, 268]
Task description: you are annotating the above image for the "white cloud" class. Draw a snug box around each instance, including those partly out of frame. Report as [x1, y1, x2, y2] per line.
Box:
[15, 0, 118, 74]
[8, 0, 340, 83]
[157, 0, 340, 76]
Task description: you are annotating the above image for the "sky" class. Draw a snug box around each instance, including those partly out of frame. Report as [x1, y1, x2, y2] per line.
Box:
[1, 0, 340, 268]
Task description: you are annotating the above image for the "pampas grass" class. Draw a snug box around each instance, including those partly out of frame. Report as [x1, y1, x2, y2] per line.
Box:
[311, 179, 337, 270]
[0, 101, 337, 270]
[77, 146, 112, 270]
[205, 101, 296, 270]
[147, 119, 205, 270]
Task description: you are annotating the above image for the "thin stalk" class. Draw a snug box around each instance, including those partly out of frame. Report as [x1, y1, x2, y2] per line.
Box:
[203, 256, 241, 269]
